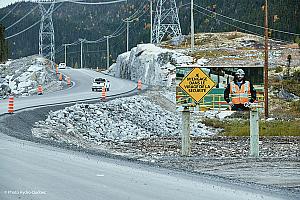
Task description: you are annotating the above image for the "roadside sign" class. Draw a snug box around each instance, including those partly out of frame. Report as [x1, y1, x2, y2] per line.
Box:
[179, 68, 215, 102]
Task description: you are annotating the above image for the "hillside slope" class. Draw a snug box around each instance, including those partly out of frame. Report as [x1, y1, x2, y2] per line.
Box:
[0, 0, 299, 67]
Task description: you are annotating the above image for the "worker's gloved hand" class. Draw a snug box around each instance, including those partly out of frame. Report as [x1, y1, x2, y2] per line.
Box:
[244, 102, 251, 107]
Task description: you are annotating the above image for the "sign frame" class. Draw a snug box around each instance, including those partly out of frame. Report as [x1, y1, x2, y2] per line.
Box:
[178, 67, 216, 103]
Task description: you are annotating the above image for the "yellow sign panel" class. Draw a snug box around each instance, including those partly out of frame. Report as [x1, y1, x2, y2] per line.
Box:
[179, 68, 216, 102]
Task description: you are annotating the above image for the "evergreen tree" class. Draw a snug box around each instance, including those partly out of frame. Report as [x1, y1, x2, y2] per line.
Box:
[0, 24, 8, 63]
[295, 36, 300, 49]
[0, 1, 299, 66]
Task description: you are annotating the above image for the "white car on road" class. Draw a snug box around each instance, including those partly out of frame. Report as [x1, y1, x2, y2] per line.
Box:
[58, 63, 66, 69]
[92, 78, 110, 91]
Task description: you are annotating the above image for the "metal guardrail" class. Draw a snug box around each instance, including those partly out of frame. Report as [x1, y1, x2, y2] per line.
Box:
[176, 92, 265, 111]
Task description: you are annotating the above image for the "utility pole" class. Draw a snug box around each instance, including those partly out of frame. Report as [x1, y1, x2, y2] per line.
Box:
[150, 0, 153, 43]
[64, 43, 75, 67]
[191, 0, 194, 52]
[123, 18, 135, 52]
[64, 44, 72, 66]
[64, 44, 67, 65]
[105, 36, 110, 69]
[264, 0, 269, 118]
[80, 39, 84, 69]
[127, 20, 129, 51]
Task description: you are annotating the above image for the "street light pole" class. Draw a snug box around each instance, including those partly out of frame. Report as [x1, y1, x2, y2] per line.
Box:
[264, 0, 269, 118]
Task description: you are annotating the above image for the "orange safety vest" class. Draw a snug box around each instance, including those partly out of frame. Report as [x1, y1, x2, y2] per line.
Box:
[229, 81, 251, 104]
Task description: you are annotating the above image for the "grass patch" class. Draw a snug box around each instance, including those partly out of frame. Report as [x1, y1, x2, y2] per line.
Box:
[202, 118, 300, 136]
[191, 50, 231, 59]
[290, 100, 300, 112]
[282, 80, 300, 97]
[225, 32, 243, 40]
[274, 66, 283, 73]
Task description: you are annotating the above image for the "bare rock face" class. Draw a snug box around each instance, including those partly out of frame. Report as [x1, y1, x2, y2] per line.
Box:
[0, 55, 62, 98]
[278, 89, 300, 101]
[109, 44, 193, 87]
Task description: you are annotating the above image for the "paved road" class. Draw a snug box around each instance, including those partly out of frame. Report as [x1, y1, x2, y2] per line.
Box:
[0, 69, 292, 200]
[0, 133, 288, 200]
[0, 68, 137, 114]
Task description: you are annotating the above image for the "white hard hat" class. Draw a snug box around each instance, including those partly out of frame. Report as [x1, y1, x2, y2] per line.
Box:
[235, 69, 245, 75]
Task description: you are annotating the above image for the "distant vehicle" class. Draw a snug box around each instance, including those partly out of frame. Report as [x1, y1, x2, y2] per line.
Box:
[92, 78, 110, 92]
[58, 63, 66, 69]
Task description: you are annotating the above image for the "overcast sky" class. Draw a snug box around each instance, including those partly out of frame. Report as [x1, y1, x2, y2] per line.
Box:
[0, 1, 33, 8]
[0, 0, 19, 8]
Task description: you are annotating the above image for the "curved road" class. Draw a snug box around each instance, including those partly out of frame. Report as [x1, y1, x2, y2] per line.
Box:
[0, 68, 137, 114]
[0, 69, 293, 200]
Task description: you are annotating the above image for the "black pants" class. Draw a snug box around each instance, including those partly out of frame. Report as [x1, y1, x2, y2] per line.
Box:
[232, 104, 250, 111]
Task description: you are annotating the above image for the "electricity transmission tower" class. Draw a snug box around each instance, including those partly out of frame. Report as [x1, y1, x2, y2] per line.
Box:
[152, 0, 182, 44]
[38, 0, 55, 68]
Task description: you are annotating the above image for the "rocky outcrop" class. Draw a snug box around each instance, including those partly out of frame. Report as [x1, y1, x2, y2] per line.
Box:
[108, 44, 194, 87]
[0, 55, 62, 98]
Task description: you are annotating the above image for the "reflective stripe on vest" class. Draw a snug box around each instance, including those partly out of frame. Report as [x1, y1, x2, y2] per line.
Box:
[230, 81, 251, 104]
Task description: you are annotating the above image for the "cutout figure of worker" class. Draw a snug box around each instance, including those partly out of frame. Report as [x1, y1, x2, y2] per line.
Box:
[224, 69, 256, 111]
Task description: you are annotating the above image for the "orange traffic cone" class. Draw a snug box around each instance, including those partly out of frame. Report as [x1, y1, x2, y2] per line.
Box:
[67, 76, 71, 86]
[8, 96, 14, 114]
[59, 73, 63, 81]
[101, 86, 106, 100]
[137, 80, 142, 90]
[37, 85, 43, 95]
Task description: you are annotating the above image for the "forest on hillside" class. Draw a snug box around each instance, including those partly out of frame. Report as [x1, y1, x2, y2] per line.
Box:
[0, 0, 299, 68]
[0, 24, 8, 63]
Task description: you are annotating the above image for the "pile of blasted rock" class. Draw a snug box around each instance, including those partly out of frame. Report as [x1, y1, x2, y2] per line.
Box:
[0, 55, 60, 99]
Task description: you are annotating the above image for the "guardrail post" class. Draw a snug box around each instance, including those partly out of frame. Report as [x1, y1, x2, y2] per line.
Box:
[250, 108, 259, 157]
[181, 107, 191, 156]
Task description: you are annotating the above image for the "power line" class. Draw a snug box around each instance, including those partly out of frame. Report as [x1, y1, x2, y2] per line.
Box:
[32, 0, 126, 4]
[57, 1, 153, 66]
[5, 3, 63, 40]
[6, 5, 39, 30]
[126, 1, 148, 21]
[194, 8, 289, 44]
[194, 3, 300, 36]
[5, 0, 127, 40]
[111, 23, 126, 36]
[0, 2, 20, 22]
[63, 0, 127, 5]
[55, 39, 82, 55]
[83, 2, 149, 44]
[5, 20, 40, 39]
